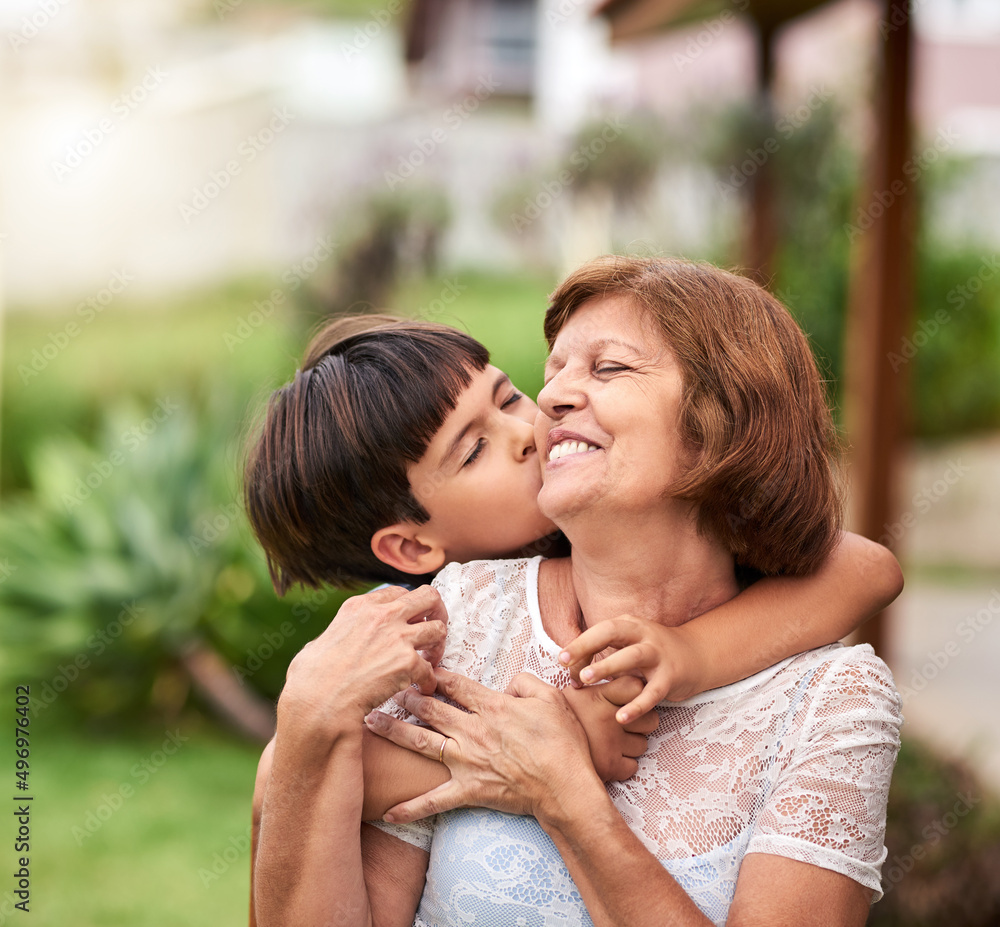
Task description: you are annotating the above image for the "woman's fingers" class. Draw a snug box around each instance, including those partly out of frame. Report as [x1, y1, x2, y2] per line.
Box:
[364, 710, 448, 762]
[504, 671, 561, 701]
[392, 684, 465, 729]
[383, 780, 465, 823]
[434, 668, 497, 711]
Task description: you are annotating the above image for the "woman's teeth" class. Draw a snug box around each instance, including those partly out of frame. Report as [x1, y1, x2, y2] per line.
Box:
[548, 440, 598, 461]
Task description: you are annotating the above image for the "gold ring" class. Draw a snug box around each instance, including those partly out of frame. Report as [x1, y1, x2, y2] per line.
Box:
[437, 736, 448, 764]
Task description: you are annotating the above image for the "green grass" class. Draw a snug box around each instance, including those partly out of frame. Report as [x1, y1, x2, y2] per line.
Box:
[10, 715, 260, 926]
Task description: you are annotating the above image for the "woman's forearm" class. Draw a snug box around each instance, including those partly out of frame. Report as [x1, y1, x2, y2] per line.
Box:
[255, 722, 374, 927]
[254, 585, 447, 926]
[537, 779, 712, 927]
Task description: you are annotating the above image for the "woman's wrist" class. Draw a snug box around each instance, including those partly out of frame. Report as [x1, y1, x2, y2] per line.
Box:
[275, 686, 368, 758]
[533, 764, 608, 833]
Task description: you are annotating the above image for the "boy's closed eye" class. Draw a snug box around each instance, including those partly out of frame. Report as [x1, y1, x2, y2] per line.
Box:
[463, 439, 485, 467]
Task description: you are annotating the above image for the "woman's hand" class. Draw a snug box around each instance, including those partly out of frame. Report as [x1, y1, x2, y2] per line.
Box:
[364, 668, 601, 823]
[279, 584, 449, 733]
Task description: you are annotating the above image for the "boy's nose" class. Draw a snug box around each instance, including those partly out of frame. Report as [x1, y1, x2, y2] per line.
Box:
[510, 416, 536, 458]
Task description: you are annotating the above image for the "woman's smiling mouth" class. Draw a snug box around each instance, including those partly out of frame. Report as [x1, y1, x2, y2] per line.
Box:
[548, 437, 600, 462]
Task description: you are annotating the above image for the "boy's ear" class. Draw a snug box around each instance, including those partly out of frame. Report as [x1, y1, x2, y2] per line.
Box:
[371, 524, 447, 577]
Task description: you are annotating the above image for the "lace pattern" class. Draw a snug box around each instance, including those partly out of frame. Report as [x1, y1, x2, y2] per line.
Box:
[369, 558, 902, 925]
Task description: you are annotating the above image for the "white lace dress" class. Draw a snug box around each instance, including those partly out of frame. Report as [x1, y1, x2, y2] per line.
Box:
[371, 557, 902, 927]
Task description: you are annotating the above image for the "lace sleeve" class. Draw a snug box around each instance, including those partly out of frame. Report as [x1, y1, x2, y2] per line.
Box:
[746, 646, 903, 901]
[363, 562, 473, 850]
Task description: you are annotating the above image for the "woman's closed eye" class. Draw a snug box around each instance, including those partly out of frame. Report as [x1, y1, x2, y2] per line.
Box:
[501, 390, 524, 408]
[594, 362, 630, 375]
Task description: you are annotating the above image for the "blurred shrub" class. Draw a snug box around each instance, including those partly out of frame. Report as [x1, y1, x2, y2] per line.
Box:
[571, 110, 668, 205]
[700, 98, 1000, 438]
[310, 185, 451, 314]
[491, 110, 669, 255]
[870, 738, 1000, 926]
[0, 394, 344, 734]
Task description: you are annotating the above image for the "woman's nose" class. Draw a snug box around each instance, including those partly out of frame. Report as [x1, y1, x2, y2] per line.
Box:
[537, 368, 582, 419]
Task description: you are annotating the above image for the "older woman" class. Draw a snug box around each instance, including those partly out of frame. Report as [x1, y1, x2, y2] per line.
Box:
[257, 257, 901, 927]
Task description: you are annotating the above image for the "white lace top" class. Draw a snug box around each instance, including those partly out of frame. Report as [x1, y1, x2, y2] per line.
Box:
[370, 557, 902, 927]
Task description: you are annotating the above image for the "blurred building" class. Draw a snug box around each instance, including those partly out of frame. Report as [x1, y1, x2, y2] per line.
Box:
[1, 0, 999, 305]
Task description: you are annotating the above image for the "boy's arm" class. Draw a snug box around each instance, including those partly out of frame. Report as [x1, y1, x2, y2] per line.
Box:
[559, 531, 903, 721]
[254, 678, 655, 836]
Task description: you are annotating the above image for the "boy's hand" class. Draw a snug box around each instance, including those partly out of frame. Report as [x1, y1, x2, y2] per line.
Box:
[558, 616, 709, 723]
[561, 676, 659, 782]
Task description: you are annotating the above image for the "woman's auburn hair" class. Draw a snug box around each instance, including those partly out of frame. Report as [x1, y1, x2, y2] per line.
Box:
[544, 255, 844, 576]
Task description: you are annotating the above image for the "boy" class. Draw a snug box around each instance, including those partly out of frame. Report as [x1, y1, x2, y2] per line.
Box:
[245, 314, 901, 919]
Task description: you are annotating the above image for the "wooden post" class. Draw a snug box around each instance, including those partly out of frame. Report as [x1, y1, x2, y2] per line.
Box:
[745, 19, 778, 283]
[843, 0, 915, 660]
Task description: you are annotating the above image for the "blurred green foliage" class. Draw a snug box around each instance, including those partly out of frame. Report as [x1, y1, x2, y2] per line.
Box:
[871, 739, 1000, 926]
[0, 268, 553, 729]
[698, 99, 1000, 439]
[0, 394, 342, 724]
[309, 186, 452, 314]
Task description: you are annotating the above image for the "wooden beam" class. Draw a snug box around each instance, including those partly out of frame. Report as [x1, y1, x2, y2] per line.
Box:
[745, 19, 779, 283]
[843, 0, 915, 660]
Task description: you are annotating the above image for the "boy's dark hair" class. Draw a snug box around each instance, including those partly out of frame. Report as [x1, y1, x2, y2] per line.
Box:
[243, 314, 490, 593]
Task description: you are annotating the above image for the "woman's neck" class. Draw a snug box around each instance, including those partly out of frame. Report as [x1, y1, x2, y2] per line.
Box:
[539, 507, 741, 640]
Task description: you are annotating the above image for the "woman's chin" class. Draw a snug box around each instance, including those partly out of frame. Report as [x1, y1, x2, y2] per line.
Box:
[537, 485, 599, 524]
